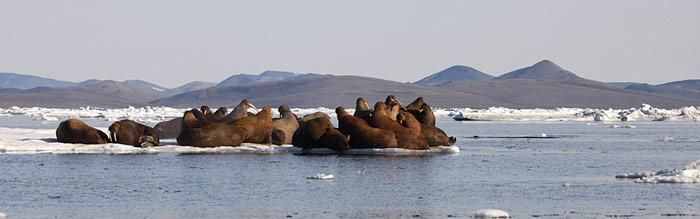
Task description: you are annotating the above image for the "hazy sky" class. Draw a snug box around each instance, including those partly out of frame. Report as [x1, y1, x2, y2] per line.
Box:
[1, 1, 698, 87]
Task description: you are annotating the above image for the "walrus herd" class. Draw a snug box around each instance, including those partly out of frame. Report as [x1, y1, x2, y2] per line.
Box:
[55, 96, 457, 151]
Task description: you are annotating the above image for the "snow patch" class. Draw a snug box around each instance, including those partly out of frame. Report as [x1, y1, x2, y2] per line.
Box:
[151, 86, 165, 92]
[306, 173, 334, 180]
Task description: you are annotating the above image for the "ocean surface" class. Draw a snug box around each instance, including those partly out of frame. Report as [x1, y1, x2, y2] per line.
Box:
[0, 116, 699, 218]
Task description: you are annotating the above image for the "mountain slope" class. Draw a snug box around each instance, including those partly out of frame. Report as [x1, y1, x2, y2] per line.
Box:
[168, 81, 216, 95]
[495, 60, 581, 80]
[0, 72, 76, 89]
[217, 71, 300, 87]
[625, 79, 700, 100]
[414, 65, 494, 86]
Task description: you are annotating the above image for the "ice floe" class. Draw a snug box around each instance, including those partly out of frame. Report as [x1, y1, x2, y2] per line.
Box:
[473, 209, 510, 218]
[616, 160, 700, 183]
[306, 173, 334, 180]
[0, 103, 698, 123]
[0, 127, 458, 155]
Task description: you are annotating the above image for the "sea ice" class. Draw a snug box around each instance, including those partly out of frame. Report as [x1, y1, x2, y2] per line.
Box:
[616, 160, 700, 183]
[306, 173, 334, 180]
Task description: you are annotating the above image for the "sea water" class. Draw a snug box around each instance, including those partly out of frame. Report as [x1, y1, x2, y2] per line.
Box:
[0, 116, 699, 218]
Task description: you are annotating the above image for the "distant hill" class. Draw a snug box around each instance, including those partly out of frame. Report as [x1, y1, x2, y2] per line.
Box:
[218, 71, 300, 87]
[414, 65, 494, 86]
[624, 79, 700, 100]
[150, 75, 502, 108]
[168, 81, 216, 95]
[495, 60, 581, 80]
[0, 72, 75, 89]
[0, 79, 171, 108]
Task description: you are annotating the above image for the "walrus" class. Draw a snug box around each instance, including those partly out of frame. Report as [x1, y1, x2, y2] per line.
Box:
[201, 106, 213, 118]
[336, 106, 398, 148]
[385, 95, 407, 111]
[405, 97, 436, 127]
[177, 109, 245, 147]
[272, 105, 300, 145]
[211, 107, 228, 121]
[397, 111, 455, 146]
[353, 97, 373, 122]
[154, 117, 183, 139]
[223, 99, 258, 122]
[370, 102, 428, 150]
[301, 112, 330, 122]
[56, 119, 109, 144]
[109, 119, 160, 147]
[293, 112, 349, 151]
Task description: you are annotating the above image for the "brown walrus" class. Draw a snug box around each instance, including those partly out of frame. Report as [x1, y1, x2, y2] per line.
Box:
[56, 119, 109, 144]
[336, 106, 397, 148]
[397, 111, 455, 146]
[292, 112, 349, 151]
[405, 97, 436, 127]
[177, 106, 273, 147]
[271, 105, 299, 145]
[177, 109, 245, 147]
[353, 97, 373, 123]
[370, 102, 428, 150]
[109, 119, 160, 147]
[154, 117, 182, 139]
[223, 99, 258, 122]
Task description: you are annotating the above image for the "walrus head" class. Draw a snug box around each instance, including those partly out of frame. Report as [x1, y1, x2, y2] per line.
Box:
[385, 95, 407, 111]
[278, 105, 297, 120]
[356, 97, 370, 111]
[241, 99, 259, 113]
[406, 97, 426, 112]
[183, 109, 206, 128]
[335, 106, 348, 117]
[373, 102, 389, 117]
[212, 107, 228, 120]
[200, 106, 213, 116]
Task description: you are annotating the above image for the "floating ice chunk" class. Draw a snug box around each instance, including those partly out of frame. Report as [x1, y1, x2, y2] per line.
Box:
[609, 125, 637, 129]
[616, 160, 700, 183]
[473, 209, 510, 218]
[292, 146, 460, 155]
[0, 212, 5, 219]
[307, 173, 334, 180]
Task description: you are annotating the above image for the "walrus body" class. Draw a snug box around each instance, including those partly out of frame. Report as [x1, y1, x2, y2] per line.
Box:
[177, 106, 273, 147]
[109, 120, 160, 147]
[336, 106, 397, 148]
[56, 119, 109, 144]
[272, 105, 299, 145]
[154, 117, 183, 139]
[370, 102, 428, 150]
[293, 113, 349, 151]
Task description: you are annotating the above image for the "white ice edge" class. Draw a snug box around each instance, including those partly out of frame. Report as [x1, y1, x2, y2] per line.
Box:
[1, 103, 698, 124]
[616, 160, 700, 184]
[0, 127, 459, 155]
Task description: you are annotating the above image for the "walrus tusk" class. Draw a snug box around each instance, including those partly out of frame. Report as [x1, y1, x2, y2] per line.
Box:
[248, 103, 259, 113]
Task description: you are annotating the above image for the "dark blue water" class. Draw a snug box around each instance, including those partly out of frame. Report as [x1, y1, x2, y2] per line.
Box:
[1, 119, 699, 218]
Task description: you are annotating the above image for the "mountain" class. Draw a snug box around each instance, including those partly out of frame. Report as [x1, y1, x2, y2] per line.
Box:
[150, 75, 502, 108]
[608, 82, 645, 89]
[168, 81, 216, 96]
[495, 60, 581, 80]
[217, 71, 299, 87]
[0, 72, 76, 89]
[624, 79, 700, 100]
[151, 73, 699, 109]
[414, 65, 494, 86]
[0, 79, 171, 108]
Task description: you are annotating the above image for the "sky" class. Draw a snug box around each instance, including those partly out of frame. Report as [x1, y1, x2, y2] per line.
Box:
[1, 1, 698, 88]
